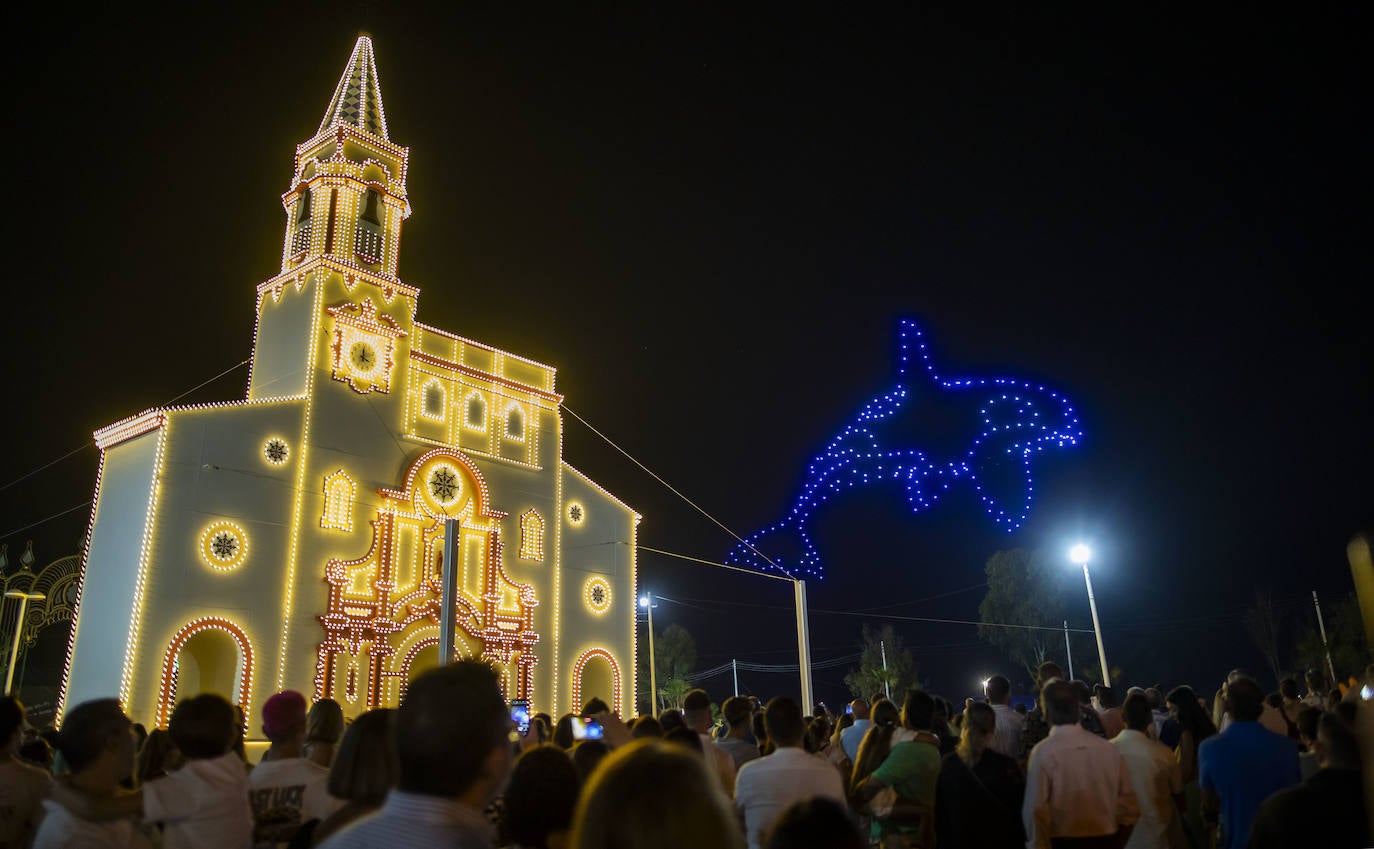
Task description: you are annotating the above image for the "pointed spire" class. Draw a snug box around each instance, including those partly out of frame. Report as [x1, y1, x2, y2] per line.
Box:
[318, 35, 390, 141]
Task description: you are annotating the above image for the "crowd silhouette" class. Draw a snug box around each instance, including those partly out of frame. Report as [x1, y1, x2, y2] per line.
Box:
[0, 659, 1368, 848]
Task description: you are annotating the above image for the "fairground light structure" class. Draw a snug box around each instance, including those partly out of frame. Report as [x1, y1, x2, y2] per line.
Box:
[59, 37, 639, 728]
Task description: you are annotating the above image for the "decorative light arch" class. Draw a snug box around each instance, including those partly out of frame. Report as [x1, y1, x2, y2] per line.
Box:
[519, 509, 544, 561]
[155, 617, 254, 729]
[464, 390, 487, 431]
[322, 470, 357, 531]
[421, 379, 445, 420]
[504, 402, 525, 442]
[571, 648, 622, 716]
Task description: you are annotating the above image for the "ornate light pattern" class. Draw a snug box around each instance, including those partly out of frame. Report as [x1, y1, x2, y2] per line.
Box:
[200, 520, 249, 573]
[428, 464, 461, 504]
[728, 320, 1083, 579]
[519, 510, 544, 561]
[263, 437, 290, 465]
[583, 576, 612, 615]
[321, 470, 356, 532]
[154, 617, 254, 729]
[567, 501, 585, 527]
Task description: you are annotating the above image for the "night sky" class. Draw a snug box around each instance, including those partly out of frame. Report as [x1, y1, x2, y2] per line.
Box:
[6, 4, 1370, 708]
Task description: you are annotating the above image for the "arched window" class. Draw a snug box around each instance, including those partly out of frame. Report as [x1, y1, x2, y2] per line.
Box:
[360, 189, 383, 225]
[422, 381, 445, 420]
[519, 510, 544, 561]
[321, 470, 356, 531]
[506, 405, 525, 441]
[297, 187, 313, 223]
[465, 392, 486, 431]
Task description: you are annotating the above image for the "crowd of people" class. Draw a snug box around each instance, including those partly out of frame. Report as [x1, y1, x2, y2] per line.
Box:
[0, 659, 1367, 849]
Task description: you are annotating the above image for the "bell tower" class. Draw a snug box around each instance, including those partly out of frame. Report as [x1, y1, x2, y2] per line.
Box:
[280, 36, 410, 279]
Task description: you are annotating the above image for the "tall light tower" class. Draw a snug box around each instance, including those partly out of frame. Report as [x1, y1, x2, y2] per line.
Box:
[1069, 544, 1111, 686]
[639, 593, 656, 714]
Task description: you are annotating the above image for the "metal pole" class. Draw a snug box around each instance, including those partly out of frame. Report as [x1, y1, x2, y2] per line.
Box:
[1063, 620, 1075, 678]
[438, 519, 459, 667]
[795, 580, 813, 714]
[646, 592, 657, 715]
[880, 640, 891, 700]
[1081, 564, 1110, 685]
[4, 595, 33, 695]
[732, 658, 739, 696]
[1313, 591, 1337, 685]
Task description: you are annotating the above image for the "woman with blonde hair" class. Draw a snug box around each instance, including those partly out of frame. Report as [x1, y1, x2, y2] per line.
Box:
[570, 739, 742, 849]
[303, 698, 345, 768]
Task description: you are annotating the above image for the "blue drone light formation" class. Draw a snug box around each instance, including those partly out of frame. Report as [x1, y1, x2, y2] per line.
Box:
[728, 319, 1084, 580]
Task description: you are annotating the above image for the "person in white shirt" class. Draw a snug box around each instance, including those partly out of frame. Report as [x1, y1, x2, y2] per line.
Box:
[33, 698, 152, 849]
[839, 699, 872, 762]
[734, 697, 846, 849]
[250, 691, 338, 847]
[983, 675, 1024, 758]
[683, 688, 736, 796]
[48, 693, 253, 849]
[1113, 693, 1183, 849]
[1023, 680, 1140, 849]
[0, 697, 52, 849]
[1301, 669, 1326, 708]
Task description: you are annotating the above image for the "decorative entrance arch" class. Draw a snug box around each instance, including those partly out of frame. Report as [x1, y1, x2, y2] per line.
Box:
[155, 617, 254, 728]
[315, 448, 539, 710]
[571, 648, 623, 715]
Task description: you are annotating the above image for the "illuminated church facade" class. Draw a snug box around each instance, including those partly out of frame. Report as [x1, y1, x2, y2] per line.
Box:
[60, 37, 638, 728]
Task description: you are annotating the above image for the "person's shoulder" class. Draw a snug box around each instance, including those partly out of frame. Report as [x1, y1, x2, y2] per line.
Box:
[1, 757, 53, 787]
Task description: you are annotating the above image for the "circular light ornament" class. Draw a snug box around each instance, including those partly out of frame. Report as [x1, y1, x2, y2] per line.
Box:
[200, 520, 248, 572]
[567, 501, 586, 526]
[584, 575, 612, 615]
[428, 464, 462, 506]
[263, 437, 290, 466]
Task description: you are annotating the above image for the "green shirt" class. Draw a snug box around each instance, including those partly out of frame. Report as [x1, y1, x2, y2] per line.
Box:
[873, 738, 941, 804]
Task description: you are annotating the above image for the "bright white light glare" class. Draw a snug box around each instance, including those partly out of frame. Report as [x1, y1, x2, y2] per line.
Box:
[1069, 544, 1091, 565]
[982, 678, 991, 688]
[639, 596, 650, 608]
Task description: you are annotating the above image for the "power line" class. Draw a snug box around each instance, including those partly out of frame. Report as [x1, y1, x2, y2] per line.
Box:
[562, 404, 790, 577]
[0, 502, 94, 541]
[636, 545, 792, 583]
[0, 359, 251, 496]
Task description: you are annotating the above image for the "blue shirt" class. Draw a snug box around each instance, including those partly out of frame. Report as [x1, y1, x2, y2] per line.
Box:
[841, 718, 873, 761]
[1197, 721, 1300, 849]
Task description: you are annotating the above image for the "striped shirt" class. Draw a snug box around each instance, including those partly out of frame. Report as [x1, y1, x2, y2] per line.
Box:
[317, 791, 494, 849]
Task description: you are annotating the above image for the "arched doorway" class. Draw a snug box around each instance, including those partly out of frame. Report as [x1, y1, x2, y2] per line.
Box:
[156, 618, 253, 727]
[572, 649, 623, 715]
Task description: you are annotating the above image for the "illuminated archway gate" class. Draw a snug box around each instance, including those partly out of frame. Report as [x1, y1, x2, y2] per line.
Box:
[315, 448, 539, 709]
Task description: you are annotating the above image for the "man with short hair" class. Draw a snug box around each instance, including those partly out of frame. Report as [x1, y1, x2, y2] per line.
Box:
[716, 696, 761, 770]
[1247, 711, 1369, 848]
[734, 697, 845, 849]
[983, 676, 1023, 758]
[0, 696, 52, 849]
[1113, 693, 1182, 849]
[682, 688, 735, 794]
[33, 699, 150, 849]
[1197, 675, 1300, 849]
[839, 698, 872, 762]
[1023, 679, 1139, 848]
[1018, 662, 1062, 762]
[249, 691, 337, 847]
[321, 660, 513, 848]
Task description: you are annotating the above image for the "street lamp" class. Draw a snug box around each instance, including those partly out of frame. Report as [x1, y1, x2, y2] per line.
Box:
[1069, 544, 1110, 686]
[4, 591, 45, 695]
[639, 593, 656, 715]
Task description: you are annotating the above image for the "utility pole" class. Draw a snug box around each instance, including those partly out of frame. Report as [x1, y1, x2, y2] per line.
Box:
[1063, 620, 1074, 679]
[880, 639, 891, 700]
[642, 592, 657, 715]
[795, 580, 813, 714]
[1313, 591, 1337, 685]
[4, 592, 45, 695]
[438, 519, 459, 666]
[732, 658, 739, 696]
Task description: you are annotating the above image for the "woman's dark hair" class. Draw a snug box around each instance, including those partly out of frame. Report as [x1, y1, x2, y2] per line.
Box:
[327, 708, 397, 804]
[1166, 685, 1218, 750]
[554, 713, 577, 750]
[135, 729, 178, 784]
[765, 796, 865, 849]
[803, 717, 831, 754]
[582, 698, 610, 717]
[571, 739, 610, 781]
[504, 744, 581, 849]
[630, 716, 663, 739]
[901, 690, 935, 732]
[1279, 678, 1299, 700]
[306, 698, 345, 745]
[850, 698, 899, 794]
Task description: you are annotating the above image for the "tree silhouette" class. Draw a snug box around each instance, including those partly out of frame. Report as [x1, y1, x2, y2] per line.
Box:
[844, 623, 916, 701]
[978, 548, 1067, 683]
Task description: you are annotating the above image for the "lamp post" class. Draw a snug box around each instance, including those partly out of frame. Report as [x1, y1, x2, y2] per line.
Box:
[639, 593, 656, 714]
[1069, 544, 1110, 686]
[4, 591, 45, 695]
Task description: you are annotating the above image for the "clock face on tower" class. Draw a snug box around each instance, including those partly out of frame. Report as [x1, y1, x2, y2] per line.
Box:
[350, 341, 377, 373]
